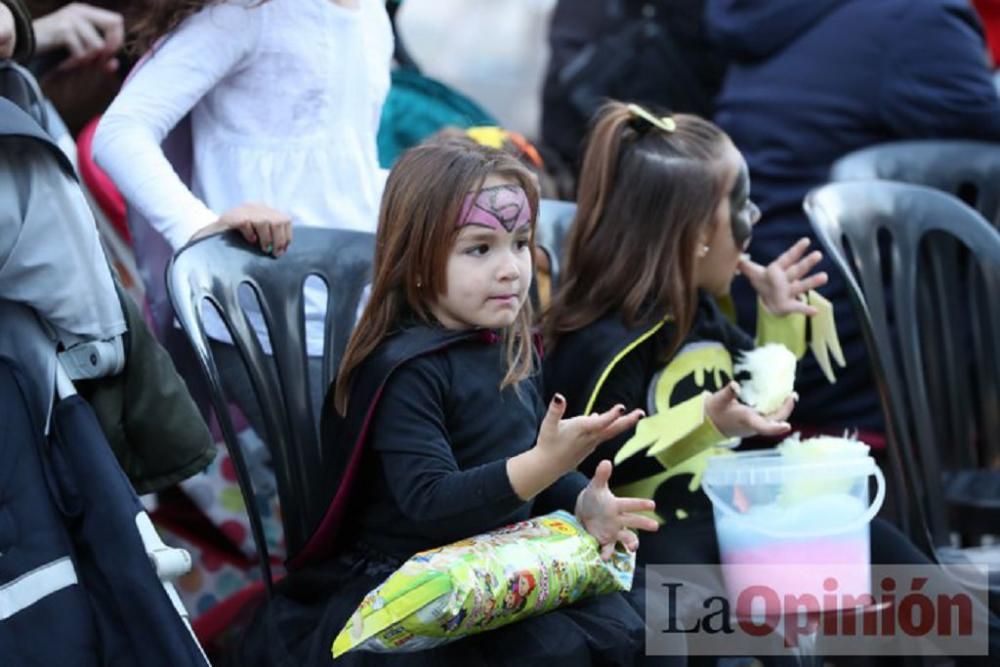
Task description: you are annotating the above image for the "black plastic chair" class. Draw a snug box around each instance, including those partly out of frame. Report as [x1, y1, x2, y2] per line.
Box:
[830, 140, 1000, 230]
[536, 198, 577, 287]
[166, 228, 375, 591]
[804, 182, 1000, 584]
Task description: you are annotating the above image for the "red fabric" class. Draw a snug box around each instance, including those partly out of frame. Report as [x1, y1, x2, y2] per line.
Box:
[77, 116, 130, 243]
[973, 0, 1000, 66]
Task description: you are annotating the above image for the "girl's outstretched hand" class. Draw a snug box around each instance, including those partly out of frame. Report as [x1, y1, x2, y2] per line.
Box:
[537, 394, 644, 473]
[705, 382, 794, 439]
[738, 237, 827, 316]
[575, 460, 658, 560]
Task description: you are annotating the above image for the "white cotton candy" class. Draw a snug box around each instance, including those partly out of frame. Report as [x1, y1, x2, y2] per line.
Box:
[734, 344, 797, 415]
[777, 432, 870, 461]
[775, 432, 871, 503]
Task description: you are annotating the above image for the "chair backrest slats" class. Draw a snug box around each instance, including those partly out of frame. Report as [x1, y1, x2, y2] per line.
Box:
[536, 198, 578, 285]
[167, 228, 375, 590]
[805, 181, 1000, 552]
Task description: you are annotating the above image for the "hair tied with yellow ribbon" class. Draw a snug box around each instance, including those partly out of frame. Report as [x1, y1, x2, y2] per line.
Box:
[626, 103, 676, 133]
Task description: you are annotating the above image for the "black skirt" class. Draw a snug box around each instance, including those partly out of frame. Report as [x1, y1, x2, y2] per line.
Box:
[231, 545, 647, 667]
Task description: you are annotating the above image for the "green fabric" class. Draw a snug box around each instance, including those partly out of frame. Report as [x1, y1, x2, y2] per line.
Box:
[377, 67, 496, 168]
[755, 298, 807, 358]
[78, 281, 215, 494]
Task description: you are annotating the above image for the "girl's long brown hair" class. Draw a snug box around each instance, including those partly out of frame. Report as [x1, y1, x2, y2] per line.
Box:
[334, 141, 540, 415]
[128, 0, 270, 56]
[543, 102, 730, 359]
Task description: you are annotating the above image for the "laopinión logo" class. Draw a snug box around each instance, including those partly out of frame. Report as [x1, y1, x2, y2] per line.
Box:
[645, 565, 990, 657]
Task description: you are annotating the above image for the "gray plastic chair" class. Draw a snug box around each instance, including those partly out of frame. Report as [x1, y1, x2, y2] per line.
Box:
[830, 140, 1000, 230]
[804, 182, 1000, 587]
[535, 198, 577, 287]
[167, 228, 375, 591]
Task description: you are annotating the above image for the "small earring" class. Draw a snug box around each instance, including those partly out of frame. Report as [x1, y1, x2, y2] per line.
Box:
[699, 245, 710, 258]
[415, 278, 423, 288]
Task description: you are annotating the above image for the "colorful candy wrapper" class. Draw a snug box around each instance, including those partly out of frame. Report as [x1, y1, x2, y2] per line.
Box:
[332, 510, 635, 656]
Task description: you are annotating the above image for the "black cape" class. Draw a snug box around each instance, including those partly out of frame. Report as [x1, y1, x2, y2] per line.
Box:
[293, 326, 482, 568]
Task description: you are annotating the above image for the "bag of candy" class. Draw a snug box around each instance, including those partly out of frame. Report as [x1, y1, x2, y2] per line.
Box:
[332, 510, 635, 656]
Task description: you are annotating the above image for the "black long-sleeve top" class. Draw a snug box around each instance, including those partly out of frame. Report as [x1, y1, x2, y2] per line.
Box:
[544, 293, 753, 519]
[353, 335, 587, 561]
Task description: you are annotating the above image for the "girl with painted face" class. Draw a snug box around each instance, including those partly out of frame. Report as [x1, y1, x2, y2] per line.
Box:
[542, 103, 1000, 665]
[235, 140, 662, 666]
[543, 101, 831, 567]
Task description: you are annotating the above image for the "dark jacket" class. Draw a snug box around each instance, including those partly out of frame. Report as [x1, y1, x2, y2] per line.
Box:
[0, 357, 210, 666]
[298, 326, 587, 569]
[544, 293, 752, 521]
[707, 0, 1000, 431]
[3, 0, 34, 62]
[541, 0, 726, 168]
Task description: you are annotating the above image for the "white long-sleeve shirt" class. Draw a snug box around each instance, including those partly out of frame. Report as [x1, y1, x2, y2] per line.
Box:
[93, 0, 392, 354]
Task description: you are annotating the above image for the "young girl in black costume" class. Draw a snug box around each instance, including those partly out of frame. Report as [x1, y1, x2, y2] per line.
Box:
[544, 102, 829, 561]
[236, 139, 662, 666]
[542, 102, 1000, 662]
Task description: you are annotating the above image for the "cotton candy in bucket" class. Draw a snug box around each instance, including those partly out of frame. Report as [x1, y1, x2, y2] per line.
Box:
[702, 440, 885, 617]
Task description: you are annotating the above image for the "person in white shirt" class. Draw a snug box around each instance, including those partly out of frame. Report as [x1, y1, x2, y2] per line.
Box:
[93, 0, 393, 427]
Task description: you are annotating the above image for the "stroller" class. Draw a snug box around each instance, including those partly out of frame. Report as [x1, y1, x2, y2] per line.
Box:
[0, 79, 210, 665]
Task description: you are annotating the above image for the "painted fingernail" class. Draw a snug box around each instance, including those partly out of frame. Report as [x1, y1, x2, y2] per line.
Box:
[553, 394, 565, 405]
[266, 243, 274, 254]
[617, 405, 626, 414]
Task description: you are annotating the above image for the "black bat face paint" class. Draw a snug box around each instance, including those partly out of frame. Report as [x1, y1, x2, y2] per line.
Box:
[729, 163, 759, 251]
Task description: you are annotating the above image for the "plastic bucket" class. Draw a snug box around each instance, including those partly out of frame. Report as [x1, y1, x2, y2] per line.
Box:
[702, 448, 885, 615]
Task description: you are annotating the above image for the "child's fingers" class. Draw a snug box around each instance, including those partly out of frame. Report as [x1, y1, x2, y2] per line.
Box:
[737, 255, 764, 279]
[766, 395, 796, 422]
[787, 250, 823, 280]
[775, 237, 812, 269]
[600, 542, 615, 561]
[781, 297, 819, 316]
[620, 511, 659, 533]
[710, 382, 740, 410]
[84, 6, 125, 52]
[747, 409, 792, 436]
[236, 220, 257, 243]
[72, 19, 106, 55]
[754, 419, 792, 437]
[579, 404, 627, 433]
[270, 221, 291, 256]
[798, 271, 829, 292]
[615, 497, 656, 515]
[252, 220, 274, 253]
[790, 273, 828, 297]
[598, 408, 644, 440]
[618, 529, 640, 553]
[589, 460, 613, 490]
[540, 393, 568, 434]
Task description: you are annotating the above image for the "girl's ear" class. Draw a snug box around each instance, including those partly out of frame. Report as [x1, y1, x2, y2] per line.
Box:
[695, 224, 715, 259]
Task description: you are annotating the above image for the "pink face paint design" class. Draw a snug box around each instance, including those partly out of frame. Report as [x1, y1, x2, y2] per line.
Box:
[457, 185, 532, 232]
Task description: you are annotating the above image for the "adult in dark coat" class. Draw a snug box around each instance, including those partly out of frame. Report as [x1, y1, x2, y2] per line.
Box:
[707, 0, 1000, 437]
[542, 0, 726, 171]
